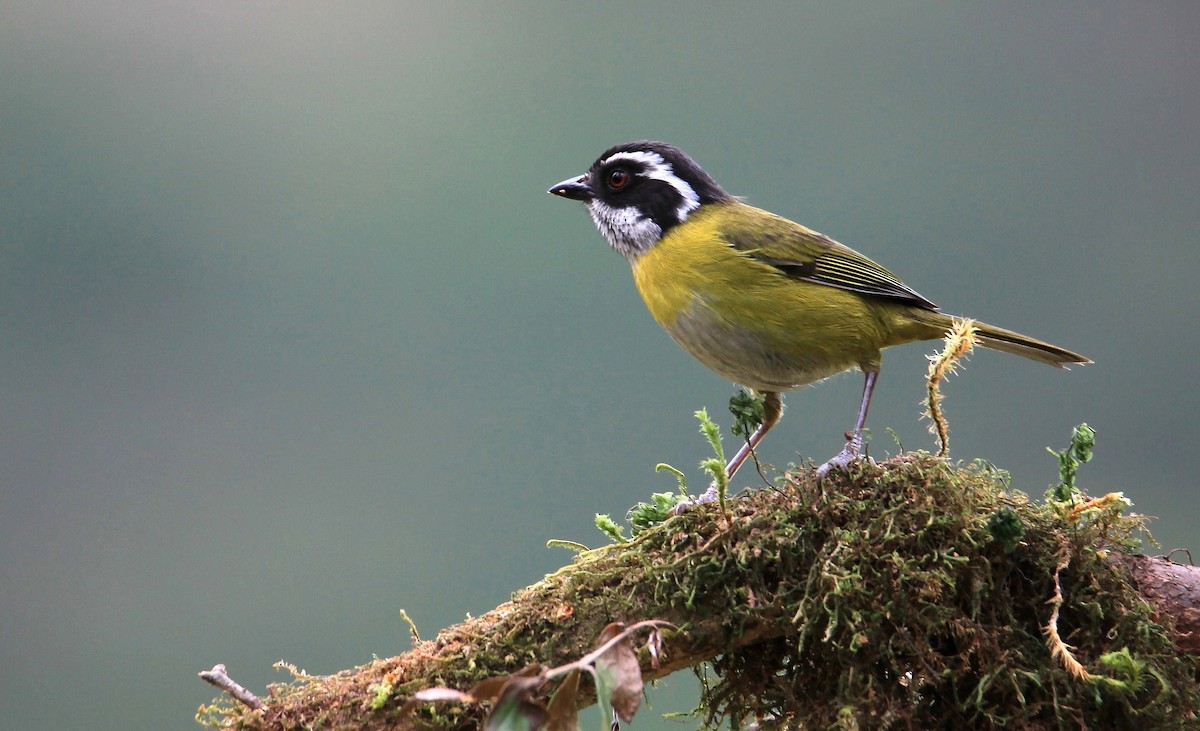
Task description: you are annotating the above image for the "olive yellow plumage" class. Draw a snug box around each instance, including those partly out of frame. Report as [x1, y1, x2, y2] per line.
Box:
[549, 140, 1089, 482]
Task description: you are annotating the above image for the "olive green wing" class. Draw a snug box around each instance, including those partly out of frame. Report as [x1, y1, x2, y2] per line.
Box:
[719, 204, 938, 311]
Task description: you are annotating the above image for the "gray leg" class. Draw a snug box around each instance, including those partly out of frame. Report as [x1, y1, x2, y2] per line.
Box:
[816, 370, 878, 480]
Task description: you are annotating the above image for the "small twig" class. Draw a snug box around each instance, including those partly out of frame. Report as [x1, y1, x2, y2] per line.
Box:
[199, 663, 264, 710]
[544, 619, 677, 680]
[1162, 548, 1195, 566]
[1064, 492, 1129, 522]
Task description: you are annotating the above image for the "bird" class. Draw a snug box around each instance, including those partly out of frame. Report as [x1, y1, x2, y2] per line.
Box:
[548, 140, 1089, 487]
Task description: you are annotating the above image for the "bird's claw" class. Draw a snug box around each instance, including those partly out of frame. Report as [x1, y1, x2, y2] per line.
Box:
[816, 434, 867, 481]
[670, 485, 719, 515]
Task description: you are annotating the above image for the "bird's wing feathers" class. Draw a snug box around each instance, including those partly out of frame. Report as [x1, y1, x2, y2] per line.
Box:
[719, 205, 938, 311]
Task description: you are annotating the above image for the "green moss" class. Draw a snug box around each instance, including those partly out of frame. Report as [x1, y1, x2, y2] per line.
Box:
[690, 454, 1199, 730]
[366, 681, 393, 711]
[200, 453, 1199, 731]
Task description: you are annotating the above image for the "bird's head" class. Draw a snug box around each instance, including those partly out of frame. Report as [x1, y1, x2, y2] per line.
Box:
[549, 141, 731, 259]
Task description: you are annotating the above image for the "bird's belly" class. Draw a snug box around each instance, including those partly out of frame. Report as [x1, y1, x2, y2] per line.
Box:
[664, 301, 865, 392]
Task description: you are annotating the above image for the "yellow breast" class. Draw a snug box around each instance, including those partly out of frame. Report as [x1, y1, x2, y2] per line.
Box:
[628, 204, 890, 391]
[630, 207, 743, 327]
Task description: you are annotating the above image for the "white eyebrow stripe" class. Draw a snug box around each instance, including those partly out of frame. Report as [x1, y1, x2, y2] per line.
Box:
[600, 150, 700, 220]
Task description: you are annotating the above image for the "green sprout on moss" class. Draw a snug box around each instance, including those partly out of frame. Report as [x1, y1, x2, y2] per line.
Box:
[986, 506, 1025, 553]
[655, 463, 689, 496]
[594, 514, 627, 544]
[696, 408, 726, 466]
[655, 406, 740, 503]
[366, 681, 393, 711]
[603, 408, 740, 542]
[546, 538, 590, 553]
[592, 406, 741, 545]
[1048, 423, 1097, 502]
[728, 390, 766, 442]
[1093, 646, 1170, 706]
[696, 408, 730, 517]
[1096, 648, 1149, 693]
[627, 492, 687, 536]
[593, 487, 689, 544]
[398, 608, 421, 645]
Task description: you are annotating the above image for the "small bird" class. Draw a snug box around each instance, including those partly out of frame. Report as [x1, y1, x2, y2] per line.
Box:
[549, 141, 1089, 484]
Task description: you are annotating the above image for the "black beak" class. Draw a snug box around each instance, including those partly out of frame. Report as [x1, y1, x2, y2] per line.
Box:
[548, 175, 594, 201]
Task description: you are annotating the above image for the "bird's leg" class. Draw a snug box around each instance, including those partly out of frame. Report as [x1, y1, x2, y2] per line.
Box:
[678, 392, 782, 508]
[816, 370, 879, 480]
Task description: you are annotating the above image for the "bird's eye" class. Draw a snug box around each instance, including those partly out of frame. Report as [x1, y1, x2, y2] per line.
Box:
[607, 169, 630, 190]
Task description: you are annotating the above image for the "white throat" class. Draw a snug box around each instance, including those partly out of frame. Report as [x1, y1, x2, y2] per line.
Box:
[586, 200, 662, 259]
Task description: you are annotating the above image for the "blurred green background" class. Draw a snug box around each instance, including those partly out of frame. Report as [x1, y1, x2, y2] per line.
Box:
[2, 3, 1197, 729]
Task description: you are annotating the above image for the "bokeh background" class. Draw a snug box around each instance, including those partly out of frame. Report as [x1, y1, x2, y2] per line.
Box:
[2, 3, 1197, 729]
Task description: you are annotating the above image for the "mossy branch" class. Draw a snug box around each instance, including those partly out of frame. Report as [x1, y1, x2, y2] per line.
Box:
[199, 456, 1200, 730]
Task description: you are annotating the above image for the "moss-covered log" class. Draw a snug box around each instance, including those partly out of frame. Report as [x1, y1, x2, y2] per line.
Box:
[199, 455, 1200, 730]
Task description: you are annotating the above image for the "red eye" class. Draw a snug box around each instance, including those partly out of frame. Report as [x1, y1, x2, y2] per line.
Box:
[607, 169, 630, 190]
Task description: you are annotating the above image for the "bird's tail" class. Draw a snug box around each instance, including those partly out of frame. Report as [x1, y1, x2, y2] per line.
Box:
[909, 310, 1091, 367]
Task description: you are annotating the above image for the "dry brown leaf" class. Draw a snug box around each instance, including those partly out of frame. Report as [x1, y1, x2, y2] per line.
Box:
[545, 669, 581, 731]
[594, 623, 643, 724]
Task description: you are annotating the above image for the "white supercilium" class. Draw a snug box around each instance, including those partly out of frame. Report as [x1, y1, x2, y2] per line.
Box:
[600, 150, 700, 222]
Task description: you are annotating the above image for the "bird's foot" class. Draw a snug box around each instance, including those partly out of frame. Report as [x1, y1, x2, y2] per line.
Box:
[816, 433, 868, 481]
[670, 484, 719, 515]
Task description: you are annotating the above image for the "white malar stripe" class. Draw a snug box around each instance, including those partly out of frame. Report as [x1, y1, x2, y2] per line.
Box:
[600, 150, 700, 222]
